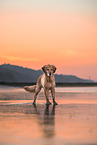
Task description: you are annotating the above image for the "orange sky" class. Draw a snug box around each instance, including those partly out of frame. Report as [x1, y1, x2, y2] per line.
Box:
[0, 1, 97, 81]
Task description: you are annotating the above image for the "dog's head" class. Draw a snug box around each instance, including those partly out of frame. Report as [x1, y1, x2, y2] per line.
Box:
[42, 64, 57, 76]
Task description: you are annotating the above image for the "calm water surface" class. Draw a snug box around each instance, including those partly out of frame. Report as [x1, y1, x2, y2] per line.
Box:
[0, 85, 97, 145]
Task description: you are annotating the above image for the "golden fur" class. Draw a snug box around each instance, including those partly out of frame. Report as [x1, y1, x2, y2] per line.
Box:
[24, 64, 58, 105]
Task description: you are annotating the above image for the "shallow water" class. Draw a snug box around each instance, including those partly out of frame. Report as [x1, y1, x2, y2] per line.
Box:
[0, 85, 97, 145]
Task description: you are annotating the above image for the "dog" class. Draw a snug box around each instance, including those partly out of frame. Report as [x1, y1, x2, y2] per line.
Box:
[24, 64, 58, 105]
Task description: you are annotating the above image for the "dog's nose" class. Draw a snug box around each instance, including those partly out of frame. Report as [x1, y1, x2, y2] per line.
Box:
[49, 72, 51, 76]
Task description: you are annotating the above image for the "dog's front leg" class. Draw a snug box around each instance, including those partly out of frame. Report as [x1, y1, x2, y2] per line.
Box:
[51, 88, 58, 105]
[44, 89, 51, 105]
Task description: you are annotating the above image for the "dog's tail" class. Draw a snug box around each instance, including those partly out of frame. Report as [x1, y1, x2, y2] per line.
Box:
[24, 85, 36, 93]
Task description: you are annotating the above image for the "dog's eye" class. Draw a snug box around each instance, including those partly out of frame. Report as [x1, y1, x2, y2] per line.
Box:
[47, 69, 49, 71]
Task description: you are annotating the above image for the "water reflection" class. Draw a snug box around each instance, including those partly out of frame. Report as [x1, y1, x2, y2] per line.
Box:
[0, 102, 57, 144]
[0, 86, 97, 145]
[33, 104, 56, 138]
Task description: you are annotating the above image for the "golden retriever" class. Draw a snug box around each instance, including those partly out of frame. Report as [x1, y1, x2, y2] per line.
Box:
[24, 64, 58, 105]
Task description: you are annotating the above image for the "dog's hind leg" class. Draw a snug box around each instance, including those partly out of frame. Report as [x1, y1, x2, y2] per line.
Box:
[33, 85, 42, 105]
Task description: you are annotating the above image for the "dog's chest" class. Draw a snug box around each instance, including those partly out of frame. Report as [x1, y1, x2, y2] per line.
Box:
[41, 74, 55, 88]
[41, 74, 45, 88]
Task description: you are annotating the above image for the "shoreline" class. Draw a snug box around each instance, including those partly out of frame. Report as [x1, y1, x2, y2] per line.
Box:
[0, 82, 97, 87]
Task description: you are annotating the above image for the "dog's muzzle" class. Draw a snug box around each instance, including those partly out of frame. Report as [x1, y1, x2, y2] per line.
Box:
[47, 72, 52, 76]
[49, 72, 51, 76]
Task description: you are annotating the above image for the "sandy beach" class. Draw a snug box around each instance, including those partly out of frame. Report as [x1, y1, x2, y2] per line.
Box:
[0, 86, 97, 145]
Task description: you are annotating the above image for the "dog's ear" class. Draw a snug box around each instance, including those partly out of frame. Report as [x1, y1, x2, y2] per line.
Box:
[42, 65, 46, 73]
[52, 65, 57, 73]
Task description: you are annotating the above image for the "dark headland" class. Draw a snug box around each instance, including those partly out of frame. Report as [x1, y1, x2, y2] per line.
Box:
[0, 63, 97, 87]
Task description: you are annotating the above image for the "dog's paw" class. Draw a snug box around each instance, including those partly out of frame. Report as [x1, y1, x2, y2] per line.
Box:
[46, 101, 52, 105]
[33, 102, 36, 105]
[53, 101, 58, 105]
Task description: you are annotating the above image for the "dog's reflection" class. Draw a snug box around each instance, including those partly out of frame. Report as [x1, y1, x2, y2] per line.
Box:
[33, 104, 56, 138]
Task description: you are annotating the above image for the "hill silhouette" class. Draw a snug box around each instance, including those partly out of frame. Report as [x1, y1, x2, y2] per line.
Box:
[0, 64, 93, 83]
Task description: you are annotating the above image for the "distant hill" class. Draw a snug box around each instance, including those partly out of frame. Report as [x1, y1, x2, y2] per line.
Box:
[0, 64, 93, 83]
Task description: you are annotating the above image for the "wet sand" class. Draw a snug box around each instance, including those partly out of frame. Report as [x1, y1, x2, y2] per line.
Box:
[0, 86, 97, 145]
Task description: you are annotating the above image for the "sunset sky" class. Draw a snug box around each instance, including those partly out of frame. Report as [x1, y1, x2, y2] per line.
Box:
[0, 0, 97, 81]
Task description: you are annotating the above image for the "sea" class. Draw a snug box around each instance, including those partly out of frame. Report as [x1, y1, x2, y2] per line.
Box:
[0, 85, 97, 145]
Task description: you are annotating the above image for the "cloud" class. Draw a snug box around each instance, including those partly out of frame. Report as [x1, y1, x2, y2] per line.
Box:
[2, 56, 39, 62]
[61, 49, 77, 57]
